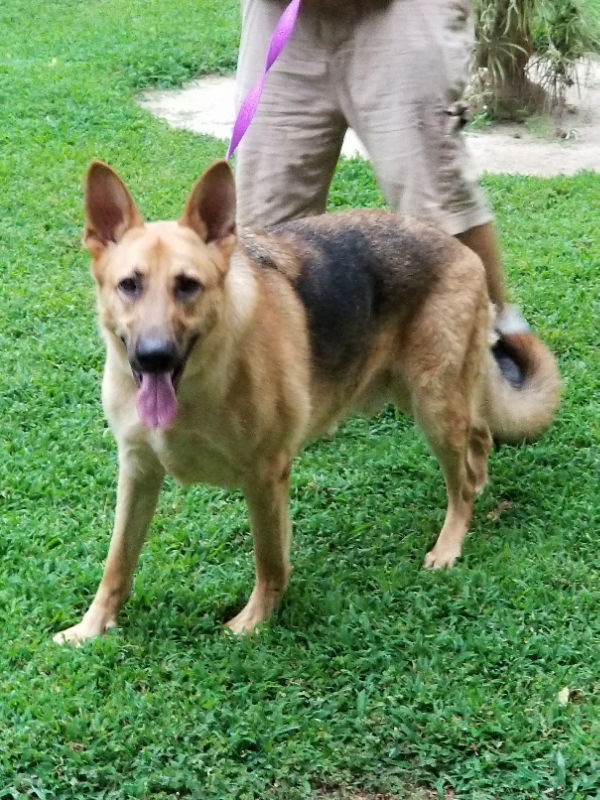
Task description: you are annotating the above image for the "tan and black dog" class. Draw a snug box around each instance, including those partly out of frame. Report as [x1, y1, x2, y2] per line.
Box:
[54, 160, 560, 644]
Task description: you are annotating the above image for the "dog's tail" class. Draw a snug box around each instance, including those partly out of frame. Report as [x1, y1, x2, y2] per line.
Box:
[484, 306, 561, 443]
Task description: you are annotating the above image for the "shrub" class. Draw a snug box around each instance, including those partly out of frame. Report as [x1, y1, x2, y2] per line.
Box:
[472, 0, 600, 119]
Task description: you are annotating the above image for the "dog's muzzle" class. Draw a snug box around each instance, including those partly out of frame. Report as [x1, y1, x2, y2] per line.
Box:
[125, 336, 197, 429]
[131, 337, 180, 375]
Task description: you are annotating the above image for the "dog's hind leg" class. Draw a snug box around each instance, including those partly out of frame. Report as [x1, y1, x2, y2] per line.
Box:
[53, 461, 164, 645]
[226, 454, 292, 634]
[421, 415, 476, 569]
[399, 281, 493, 568]
[412, 390, 492, 570]
[466, 418, 493, 494]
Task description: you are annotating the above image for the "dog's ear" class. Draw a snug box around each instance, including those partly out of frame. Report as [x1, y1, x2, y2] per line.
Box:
[83, 161, 143, 254]
[179, 160, 236, 245]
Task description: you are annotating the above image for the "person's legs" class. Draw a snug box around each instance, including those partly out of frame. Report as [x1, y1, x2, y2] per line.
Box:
[456, 222, 507, 308]
[235, 0, 347, 227]
[335, 0, 507, 307]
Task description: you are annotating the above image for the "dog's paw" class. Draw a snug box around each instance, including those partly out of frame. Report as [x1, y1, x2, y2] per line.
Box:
[224, 606, 265, 635]
[224, 582, 284, 634]
[53, 625, 89, 646]
[53, 618, 116, 646]
[423, 547, 460, 569]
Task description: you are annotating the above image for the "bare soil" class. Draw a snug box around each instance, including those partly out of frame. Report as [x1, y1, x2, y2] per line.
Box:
[140, 61, 599, 176]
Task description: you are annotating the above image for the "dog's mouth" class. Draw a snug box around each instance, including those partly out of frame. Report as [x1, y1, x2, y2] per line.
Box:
[126, 337, 197, 429]
[132, 366, 181, 430]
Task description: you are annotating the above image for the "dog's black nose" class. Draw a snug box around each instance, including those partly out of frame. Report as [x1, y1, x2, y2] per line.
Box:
[133, 338, 179, 373]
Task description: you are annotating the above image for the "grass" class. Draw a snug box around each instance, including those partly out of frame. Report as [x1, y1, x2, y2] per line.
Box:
[0, 1, 598, 798]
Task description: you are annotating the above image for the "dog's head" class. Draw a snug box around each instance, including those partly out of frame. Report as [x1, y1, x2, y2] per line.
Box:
[83, 160, 236, 429]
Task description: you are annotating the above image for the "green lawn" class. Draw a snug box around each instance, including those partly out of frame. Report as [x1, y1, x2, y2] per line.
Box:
[1, 2, 598, 798]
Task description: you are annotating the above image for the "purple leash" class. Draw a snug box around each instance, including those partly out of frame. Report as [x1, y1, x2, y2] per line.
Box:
[226, 0, 303, 159]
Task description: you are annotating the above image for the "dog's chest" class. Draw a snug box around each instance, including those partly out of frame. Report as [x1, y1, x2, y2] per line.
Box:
[147, 424, 252, 488]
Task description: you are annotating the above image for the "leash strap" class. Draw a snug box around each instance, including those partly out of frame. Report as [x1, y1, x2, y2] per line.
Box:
[226, 0, 303, 159]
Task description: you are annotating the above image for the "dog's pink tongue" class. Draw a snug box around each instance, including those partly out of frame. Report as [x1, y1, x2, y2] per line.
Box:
[136, 372, 178, 428]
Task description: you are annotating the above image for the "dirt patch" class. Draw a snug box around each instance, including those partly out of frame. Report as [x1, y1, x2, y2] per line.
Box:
[139, 62, 599, 176]
[464, 60, 600, 176]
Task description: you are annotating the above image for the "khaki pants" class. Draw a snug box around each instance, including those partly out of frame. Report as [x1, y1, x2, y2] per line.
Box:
[235, 0, 491, 234]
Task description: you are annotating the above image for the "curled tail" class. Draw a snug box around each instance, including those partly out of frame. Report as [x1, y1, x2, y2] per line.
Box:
[485, 305, 561, 442]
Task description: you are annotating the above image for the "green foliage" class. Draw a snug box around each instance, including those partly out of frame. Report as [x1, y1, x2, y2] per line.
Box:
[531, 0, 600, 98]
[472, 0, 600, 117]
[0, 1, 599, 799]
[473, 0, 536, 85]
[532, 0, 600, 61]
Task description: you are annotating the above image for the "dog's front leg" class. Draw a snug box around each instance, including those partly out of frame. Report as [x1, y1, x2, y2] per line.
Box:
[226, 456, 292, 634]
[53, 460, 164, 645]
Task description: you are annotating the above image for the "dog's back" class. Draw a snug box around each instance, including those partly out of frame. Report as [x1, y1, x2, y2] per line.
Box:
[243, 210, 463, 369]
[241, 209, 486, 432]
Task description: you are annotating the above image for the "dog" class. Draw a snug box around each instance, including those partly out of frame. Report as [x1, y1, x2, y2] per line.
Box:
[54, 159, 560, 644]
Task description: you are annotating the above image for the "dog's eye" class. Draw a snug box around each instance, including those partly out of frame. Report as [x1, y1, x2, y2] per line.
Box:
[118, 276, 142, 297]
[175, 275, 203, 299]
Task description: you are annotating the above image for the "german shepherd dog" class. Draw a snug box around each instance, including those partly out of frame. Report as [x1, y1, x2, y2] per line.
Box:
[54, 160, 560, 644]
